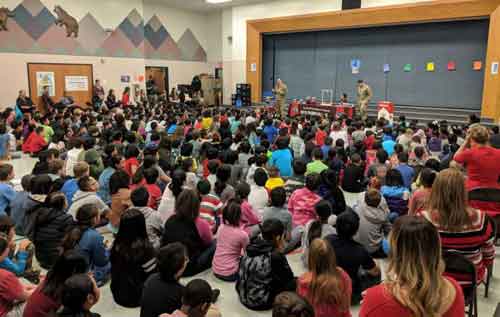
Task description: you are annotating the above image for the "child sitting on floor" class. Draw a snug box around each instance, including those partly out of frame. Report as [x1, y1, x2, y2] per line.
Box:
[212, 200, 249, 282]
[265, 166, 285, 191]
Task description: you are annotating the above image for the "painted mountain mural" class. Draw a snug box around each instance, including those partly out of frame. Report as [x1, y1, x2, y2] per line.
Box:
[0, 0, 207, 62]
[178, 29, 207, 62]
[144, 15, 182, 60]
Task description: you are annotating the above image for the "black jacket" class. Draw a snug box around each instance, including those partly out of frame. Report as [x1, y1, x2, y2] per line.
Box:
[140, 273, 184, 317]
[240, 238, 296, 310]
[28, 206, 74, 269]
[110, 248, 157, 308]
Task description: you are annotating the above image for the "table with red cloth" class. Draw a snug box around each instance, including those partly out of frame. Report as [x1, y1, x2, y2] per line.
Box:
[299, 102, 355, 118]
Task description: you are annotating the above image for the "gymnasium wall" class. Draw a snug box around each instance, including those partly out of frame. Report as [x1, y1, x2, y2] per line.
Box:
[0, 0, 222, 108]
[221, 0, 434, 104]
[262, 20, 489, 110]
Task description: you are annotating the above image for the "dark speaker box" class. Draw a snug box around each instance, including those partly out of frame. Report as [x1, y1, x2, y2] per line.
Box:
[342, 0, 361, 10]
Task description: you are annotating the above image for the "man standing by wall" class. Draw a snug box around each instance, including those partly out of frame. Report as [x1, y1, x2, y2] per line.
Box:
[357, 80, 372, 121]
[273, 79, 288, 118]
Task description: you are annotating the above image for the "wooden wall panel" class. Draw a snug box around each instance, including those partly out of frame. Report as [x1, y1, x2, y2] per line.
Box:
[27, 63, 93, 112]
[246, 0, 500, 121]
[482, 6, 500, 121]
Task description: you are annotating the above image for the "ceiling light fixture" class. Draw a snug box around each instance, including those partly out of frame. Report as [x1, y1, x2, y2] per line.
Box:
[206, 0, 232, 4]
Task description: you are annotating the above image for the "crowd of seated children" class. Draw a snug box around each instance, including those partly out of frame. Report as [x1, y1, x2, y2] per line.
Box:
[0, 90, 498, 317]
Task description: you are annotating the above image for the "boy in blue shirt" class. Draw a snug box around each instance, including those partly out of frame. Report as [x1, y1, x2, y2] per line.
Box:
[0, 164, 16, 216]
[395, 152, 415, 189]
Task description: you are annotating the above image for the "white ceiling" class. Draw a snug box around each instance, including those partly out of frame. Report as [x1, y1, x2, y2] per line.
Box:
[145, 0, 271, 12]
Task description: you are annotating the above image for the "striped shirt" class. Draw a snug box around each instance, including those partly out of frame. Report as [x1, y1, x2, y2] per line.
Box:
[418, 208, 495, 283]
[199, 194, 223, 231]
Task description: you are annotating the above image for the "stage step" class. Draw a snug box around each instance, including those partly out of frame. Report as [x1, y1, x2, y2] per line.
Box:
[366, 104, 480, 126]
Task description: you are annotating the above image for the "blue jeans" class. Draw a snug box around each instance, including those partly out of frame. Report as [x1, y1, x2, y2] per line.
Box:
[388, 212, 400, 223]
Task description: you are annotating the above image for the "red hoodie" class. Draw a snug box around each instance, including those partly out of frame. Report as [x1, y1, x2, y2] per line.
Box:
[22, 131, 47, 154]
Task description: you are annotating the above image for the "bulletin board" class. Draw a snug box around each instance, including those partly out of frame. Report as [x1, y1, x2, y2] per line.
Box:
[27, 63, 94, 112]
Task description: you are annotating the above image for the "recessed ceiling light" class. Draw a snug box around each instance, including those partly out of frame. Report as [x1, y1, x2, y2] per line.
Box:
[206, 0, 232, 4]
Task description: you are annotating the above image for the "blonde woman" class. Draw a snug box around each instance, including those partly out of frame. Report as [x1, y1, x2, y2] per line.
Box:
[360, 216, 465, 317]
[453, 124, 500, 190]
[297, 239, 351, 317]
[417, 168, 495, 283]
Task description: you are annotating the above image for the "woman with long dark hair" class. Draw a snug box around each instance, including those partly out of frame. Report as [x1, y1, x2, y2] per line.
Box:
[23, 251, 88, 317]
[61, 204, 110, 287]
[110, 209, 157, 307]
[161, 189, 215, 277]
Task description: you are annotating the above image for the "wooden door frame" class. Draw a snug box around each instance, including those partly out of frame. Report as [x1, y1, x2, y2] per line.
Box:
[145, 66, 169, 95]
[246, 0, 500, 122]
[27, 62, 94, 108]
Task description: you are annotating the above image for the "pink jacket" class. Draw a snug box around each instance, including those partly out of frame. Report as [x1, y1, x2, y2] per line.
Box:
[288, 188, 321, 227]
[240, 200, 261, 235]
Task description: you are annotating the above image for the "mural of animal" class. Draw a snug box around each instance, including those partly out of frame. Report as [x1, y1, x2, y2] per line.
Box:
[0, 7, 15, 31]
[54, 5, 79, 38]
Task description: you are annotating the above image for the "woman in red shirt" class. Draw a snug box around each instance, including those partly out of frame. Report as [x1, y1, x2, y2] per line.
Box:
[121, 87, 131, 107]
[360, 216, 465, 317]
[453, 124, 500, 190]
[297, 238, 352, 317]
[23, 250, 88, 317]
[123, 144, 140, 179]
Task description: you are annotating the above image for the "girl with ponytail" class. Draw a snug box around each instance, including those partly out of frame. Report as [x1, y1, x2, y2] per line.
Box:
[61, 204, 111, 286]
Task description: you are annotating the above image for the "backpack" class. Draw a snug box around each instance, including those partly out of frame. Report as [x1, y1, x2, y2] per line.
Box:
[236, 251, 273, 309]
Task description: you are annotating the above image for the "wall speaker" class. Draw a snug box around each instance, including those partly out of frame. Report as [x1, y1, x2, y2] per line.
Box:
[342, 0, 361, 10]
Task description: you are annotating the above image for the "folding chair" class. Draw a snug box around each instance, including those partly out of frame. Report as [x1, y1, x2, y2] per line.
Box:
[443, 251, 478, 317]
[469, 188, 500, 297]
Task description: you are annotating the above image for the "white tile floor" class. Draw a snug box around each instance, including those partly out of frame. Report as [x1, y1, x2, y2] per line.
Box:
[4, 156, 500, 317]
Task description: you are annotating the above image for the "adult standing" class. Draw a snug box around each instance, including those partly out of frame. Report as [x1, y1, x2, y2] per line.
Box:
[273, 79, 288, 118]
[16, 90, 34, 114]
[40, 86, 55, 114]
[92, 80, 105, 109]
[357, 80, 372, 121]
[453, 124, 500, 190]
[121, 87, 131, 107]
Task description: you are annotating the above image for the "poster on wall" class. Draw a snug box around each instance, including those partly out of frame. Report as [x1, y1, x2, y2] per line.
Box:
[383, 64, 390, 73]
[491, 62, 499, 75]
[65, 76, 89, 91]
[351, 59, 361, 74]
[121, 75, 131, 83]
[473, 61, 482, 71]
[36, 72, 55, 96]
[447, 61, 456, 71]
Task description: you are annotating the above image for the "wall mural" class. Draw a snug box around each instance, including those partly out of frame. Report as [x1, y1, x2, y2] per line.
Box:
[0, 0, 208, 62]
